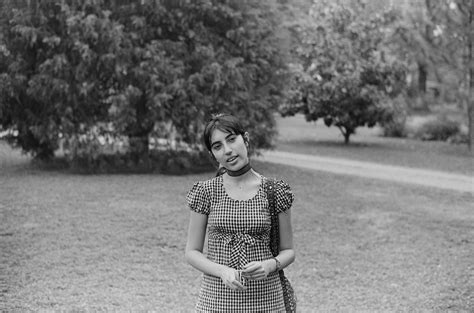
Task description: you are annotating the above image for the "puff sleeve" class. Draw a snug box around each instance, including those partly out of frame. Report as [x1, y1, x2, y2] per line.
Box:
[186, 181, 211, 215]
[275, 180, 294, 214]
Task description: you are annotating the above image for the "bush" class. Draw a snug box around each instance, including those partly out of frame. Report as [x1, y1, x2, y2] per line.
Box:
[380, 96, 408, 138]
[447, 132, 469, 145]
[414, 117, 460, 141]
[382, 119, 408, 138]
[151, 150, 215, 175]
[68, 150, 215, 175]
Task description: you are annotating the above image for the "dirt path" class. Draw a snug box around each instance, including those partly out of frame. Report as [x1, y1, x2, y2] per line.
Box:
[256, 150, 473, 193]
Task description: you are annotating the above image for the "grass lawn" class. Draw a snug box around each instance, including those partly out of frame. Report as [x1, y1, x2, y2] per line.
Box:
[275, 114, 473, 176]
[1, 142, 473, 311]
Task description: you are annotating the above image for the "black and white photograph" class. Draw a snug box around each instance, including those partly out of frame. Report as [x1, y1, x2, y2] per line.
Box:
[1, 0, 473, 311]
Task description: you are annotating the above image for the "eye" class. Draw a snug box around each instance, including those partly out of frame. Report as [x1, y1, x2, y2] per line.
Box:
[228, 136, 236, 142]
[212, 143, 222, 151]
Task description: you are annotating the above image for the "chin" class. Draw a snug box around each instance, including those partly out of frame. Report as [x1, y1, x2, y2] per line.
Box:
[235, 161, 248, 170]
[228, 164, 241, 171]
[227, 162, 242, 171]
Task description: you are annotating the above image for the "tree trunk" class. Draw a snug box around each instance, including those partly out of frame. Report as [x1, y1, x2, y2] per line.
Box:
[469, 94, 473, 153]
[468, 5, 473, 153]
[340, 127, 351, 144]
[337, 125, 352, 144]
[129, 135, 150, 166]
[25, 130, 55, 161]
[128, 96, 153, 168]
[344, 133, 350, 144]
[418, 61, 427, 94]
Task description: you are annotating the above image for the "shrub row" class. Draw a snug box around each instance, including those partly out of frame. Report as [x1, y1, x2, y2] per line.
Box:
[382, 114, 467, 144]
[67, 149, 215, 175]
[414, 117, 461, 141]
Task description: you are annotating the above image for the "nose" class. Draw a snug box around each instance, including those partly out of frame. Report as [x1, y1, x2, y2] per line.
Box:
[223, 142, 232, 155]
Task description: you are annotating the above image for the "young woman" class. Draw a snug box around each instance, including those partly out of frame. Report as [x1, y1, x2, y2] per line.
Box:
[185, 113, 295, 312]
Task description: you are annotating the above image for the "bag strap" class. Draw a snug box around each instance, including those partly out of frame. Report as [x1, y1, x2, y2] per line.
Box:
[265, 178, 280, 257]
[266, 180, 295, 312]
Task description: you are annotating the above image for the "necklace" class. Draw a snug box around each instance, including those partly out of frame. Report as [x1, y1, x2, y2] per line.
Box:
[226, 162, 252, 177]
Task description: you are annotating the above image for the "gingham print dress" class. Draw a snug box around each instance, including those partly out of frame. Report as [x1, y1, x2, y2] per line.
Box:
[187, 175, 294, 313]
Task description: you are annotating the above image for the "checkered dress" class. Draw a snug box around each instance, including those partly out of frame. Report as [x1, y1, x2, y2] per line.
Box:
[187, 175, 294, 313]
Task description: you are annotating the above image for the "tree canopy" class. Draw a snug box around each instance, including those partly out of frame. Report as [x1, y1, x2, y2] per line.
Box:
[0, 0, 471, 169]
[281, 0, 407, 143]
[0, 0, 288, 167]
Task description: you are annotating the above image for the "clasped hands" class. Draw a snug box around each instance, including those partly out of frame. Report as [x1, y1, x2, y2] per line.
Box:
[219, 260, 273, 291]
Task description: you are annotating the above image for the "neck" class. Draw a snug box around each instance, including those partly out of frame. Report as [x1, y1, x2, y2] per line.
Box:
[226, 162, 252, 177]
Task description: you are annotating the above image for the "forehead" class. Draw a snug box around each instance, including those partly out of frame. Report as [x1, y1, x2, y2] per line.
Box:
[210, 128, 236, 143]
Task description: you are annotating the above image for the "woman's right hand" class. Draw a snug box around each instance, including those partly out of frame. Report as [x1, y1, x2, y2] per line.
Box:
[219, 266, 246, 291]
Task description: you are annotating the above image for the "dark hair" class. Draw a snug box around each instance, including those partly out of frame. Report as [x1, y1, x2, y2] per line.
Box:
[203, 113, 246, 152]
[215, 166, 227, 177]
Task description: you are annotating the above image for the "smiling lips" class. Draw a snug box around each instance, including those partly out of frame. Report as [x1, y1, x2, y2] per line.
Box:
[227, 155, 238, 163]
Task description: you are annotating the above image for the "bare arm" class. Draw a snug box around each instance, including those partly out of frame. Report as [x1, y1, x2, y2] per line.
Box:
[185, 211, 223, 276]
[185, 211, 245, 290]
[275, 209, 295, 269]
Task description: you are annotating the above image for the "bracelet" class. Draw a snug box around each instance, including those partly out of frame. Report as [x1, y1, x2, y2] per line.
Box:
[272, 257, 281, 272]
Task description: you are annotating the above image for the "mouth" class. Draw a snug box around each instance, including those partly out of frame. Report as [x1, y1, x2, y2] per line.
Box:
[227, 155, 238, 163]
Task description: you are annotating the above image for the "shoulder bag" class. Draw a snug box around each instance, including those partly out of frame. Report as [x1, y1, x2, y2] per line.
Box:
[266, 178, 297, 313]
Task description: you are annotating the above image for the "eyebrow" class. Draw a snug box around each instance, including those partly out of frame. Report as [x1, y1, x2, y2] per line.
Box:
[211, 133, 235, 148]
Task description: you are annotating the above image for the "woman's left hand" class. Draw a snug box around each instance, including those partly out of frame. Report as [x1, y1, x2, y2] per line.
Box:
[241, 261, 271, 281]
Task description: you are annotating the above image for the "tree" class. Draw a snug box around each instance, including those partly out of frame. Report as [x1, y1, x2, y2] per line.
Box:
[391, 0, 474, 151]
[0, 1, 288, 167]
[0, 2, 123, 160]
[425, 0, 473, 151]
[281, 0, 407, 144]
[106, 0, 287, 162]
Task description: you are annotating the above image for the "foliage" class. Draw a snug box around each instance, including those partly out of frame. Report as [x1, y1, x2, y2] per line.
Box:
[390, 0, 473, 149]
[69, 149, 213, 175]
[106, 1, 286, 158]
[0, 1, 287, 169]
[0, 3, 124, 160]
[380, 96, 408, 138]
[414, 116, 460, 141]
[426, 0, 473, 150]
[281, 0, 407, 144]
